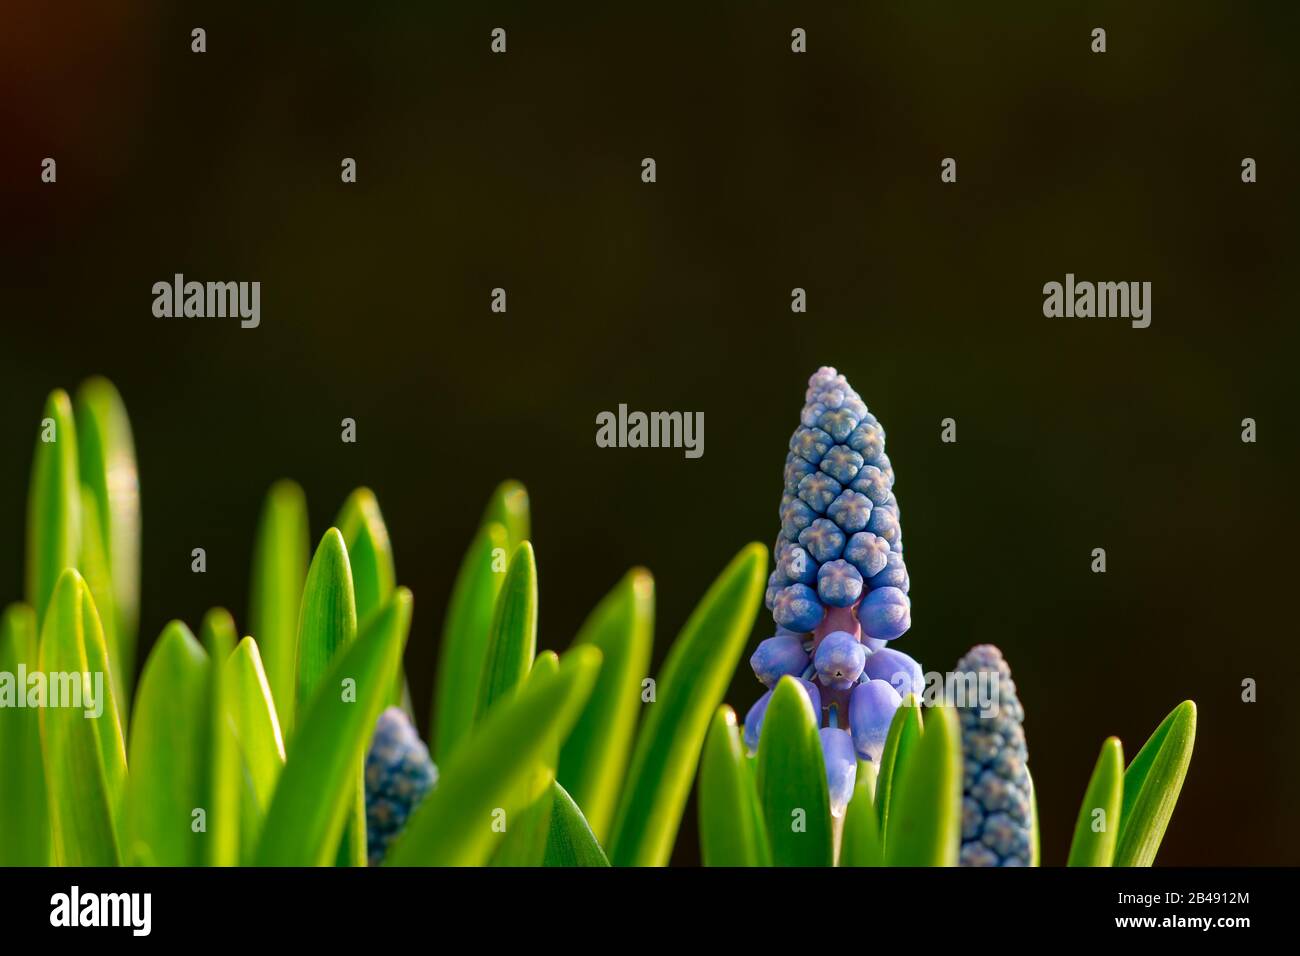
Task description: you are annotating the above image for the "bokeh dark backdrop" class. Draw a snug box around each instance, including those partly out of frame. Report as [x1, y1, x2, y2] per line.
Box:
[3, 2, 1298, 865]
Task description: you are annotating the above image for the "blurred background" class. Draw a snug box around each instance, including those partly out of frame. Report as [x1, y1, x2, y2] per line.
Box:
[2, 1, 1298, 865]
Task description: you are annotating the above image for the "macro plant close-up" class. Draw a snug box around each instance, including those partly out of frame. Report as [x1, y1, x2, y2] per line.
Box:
[3, 5, 1297, 940]
[0, 371, 1195, 869]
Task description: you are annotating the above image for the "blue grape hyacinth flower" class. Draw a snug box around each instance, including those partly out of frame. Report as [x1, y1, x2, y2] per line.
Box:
[364, 707, 439, 866]
[954, 645, 1032, 867]
[747, 367, 921, 814]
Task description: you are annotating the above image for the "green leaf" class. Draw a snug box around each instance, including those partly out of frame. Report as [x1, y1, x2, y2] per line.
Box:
[483, 479, 530, 551]
[875, 694, 923, 842]
[255, 588, 412, 866]
[1115, 701, 1197, 867]
[25, 389, 81, 630]
[885, 704, 962, 867]
[74, 376, 140, 699]
[200, 609, 241, 866]
[224, 637, 285, 864]
[698, 705, 771, 866]
[387, 645, 602, 867]
[557, 568, 655, 843]
[335, 488, 405, 708]
[39, 570, 126, 866]
[754, 676, 831, 866]
[608, 542, 767, 867]
[249, 479, 310, 736]
[841, 762, 884, 867]
[78, 488, 125, 727]
[544, 781, 610, 867]
[491, 651, 559, 867]
[123, 620, 211, 866]
[295, 528, 358, 721]
[1029, 768, 1041, 867]
[335, 488, 396, 626]
[1068, 736, 1123, 867]
[433, 520, 509, 762]
[475, 541, 538, 719]
[0, 603, 49, 864]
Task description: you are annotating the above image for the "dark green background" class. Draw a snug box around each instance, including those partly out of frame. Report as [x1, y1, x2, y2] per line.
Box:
[2, 2, 1297, 865]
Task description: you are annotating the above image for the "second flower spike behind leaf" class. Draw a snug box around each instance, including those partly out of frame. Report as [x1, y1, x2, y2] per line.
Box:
[256, 588, 412, 866]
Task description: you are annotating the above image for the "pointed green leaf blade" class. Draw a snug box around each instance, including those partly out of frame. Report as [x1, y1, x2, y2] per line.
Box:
[335, 488, 396, 626]
[608, 542, 767, 867]
[1029, 768, 1041, 867]
[755, 676, 832, 866]
[491, 651, 559, 867]
[200, 610, 241, 866]
[336, 488, 405, 707]
[1115, 701, 1196, 867]
[433, 520, 509, 762]
[557, 568, 655, 843]
[875, 694, 923, 843]
[225, 636, 286, 864]
[26, 390, 81, 630]
[295, 528, 358, 721]
[249, 480, 310, 736]
[483, 479, 530, 551]
[39, 572, 121, 866]
[78, 488, 127, 727]
[544, 781, 610, 867]
[885, 704, 962, 867]
[1068, 736, 1124, 867]
[475, 541, 538, 719]
[255, 588, 412, 866]
[123, 620, 210, 865]
[841, 762, 884, 867]
[387, 645, 602, 867]
[0, 603, 49, 864]
[698, 705, 771, 867]
[74, 376, 140, 698]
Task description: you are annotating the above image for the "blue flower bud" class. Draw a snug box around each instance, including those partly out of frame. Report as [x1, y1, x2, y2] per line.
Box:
[819, 444, 864, 484]
[815, 559, 863, 608]
[364, 707, 438, 866]
[764, 568, 787, 611]
[847, 421, 884, 462]
[867, 551, 909, 593]
[798, 518, 845, 563]
[858, 586, 911, 641]
[954, 644, 1031, 867]
[801, 402, 827, 428]
[866, 503, 900, 546]
[772, 583, 824, 632]
[743, 689, 773, 753]
[850, 464, 893, 506]
[783, 455, 816, 495]
[751, 633, 811, 687]
[797, 471, 842, 514]
[848, 679, 902, 762]
[864, 647, 924, 698]
[817, 407, 860, 443]
[790, 426, 833, 465]
[827, 489, 873, 533]
[777, 544, 816, 586]
[844, 531, 890, 579]
[814, 630, 866, 689]
[780, 496, 816, 542]
[820, 727, 858, 817]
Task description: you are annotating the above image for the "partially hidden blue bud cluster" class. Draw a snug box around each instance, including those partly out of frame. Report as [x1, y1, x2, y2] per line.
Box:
[364, 707, 439, 866]
[747, 367, 921, 818]
[954, 645, 1032, 867]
